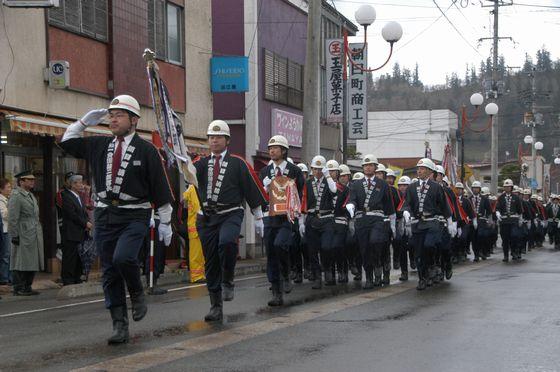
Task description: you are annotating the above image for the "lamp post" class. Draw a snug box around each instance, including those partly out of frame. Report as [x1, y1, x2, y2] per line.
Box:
[554, 156, 560, 194]
[534, 141, 544, 191]
[341, 5, 402, 164]
[459, 93, 484, 183]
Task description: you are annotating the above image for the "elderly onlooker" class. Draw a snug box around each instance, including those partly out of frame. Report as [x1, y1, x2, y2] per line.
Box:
[8, 170, 44, 296]
[0, 178, 12, 286]
[61, 174, 91, 285]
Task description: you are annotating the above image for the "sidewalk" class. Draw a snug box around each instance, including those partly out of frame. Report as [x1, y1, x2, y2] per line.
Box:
[0, 258, 267, 299]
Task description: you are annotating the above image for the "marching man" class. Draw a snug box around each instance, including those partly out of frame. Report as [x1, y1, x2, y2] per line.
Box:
[402, 158, 454, 290]
[346, 155, 396, 289]
[496, 179, 524, 262]
[194, 120, 267, 321]
[59, 95, 174, 344]
[259, 135, 304, 306]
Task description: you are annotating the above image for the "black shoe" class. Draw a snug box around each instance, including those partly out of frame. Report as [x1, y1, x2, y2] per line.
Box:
[416, 279, 427, 290]
[353, 273, 362, 281]
[350, 265, 359, 276]
[410, 261, 417, 270]
[324, 271, 336, 286]
[107, 306, 129, 345]
[130, 291, 147, 322]
[373, 276, 382, 287]
[283, 279, 293, 293]
[393, 260, 401, 271]
[363, 272, 374, 289]
[222, 284, 235, 301]
[473, 257, 480, 262]
[204, 292, 223, 322]
[147, 286, 168, 295]
[303, 269, 310, 280]
[426, 278, 433, 287]
[268, 283, 284, 307]
[445, 268, 453, 280]
[293, 272, 303, 284]
[399, 272, 408, 281]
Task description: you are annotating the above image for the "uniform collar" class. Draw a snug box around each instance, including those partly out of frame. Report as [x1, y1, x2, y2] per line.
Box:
[211, 149, 227, 159]
[272, 160, 287, 173]
[113, 131, 135, 146]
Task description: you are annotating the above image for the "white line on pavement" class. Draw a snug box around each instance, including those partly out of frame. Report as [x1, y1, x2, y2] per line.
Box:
[0, 275, 267, 319]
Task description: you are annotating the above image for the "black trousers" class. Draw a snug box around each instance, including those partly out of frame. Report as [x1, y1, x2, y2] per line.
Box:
[61, 239, 83, 285]
[264, 216, 292, 285]
[197, 209, 243, 294]
[356, 219, 391, 275]
[12, 270, 35, 293]
[500, 222, 519, 258]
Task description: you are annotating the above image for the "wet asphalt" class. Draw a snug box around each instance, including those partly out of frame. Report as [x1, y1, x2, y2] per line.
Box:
[2, 245, 560, 372]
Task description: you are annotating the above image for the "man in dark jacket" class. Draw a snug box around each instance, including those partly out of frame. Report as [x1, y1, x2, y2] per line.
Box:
[60, 174, 91, 285]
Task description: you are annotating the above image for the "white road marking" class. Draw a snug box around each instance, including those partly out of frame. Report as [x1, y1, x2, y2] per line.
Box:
[0, 275, 267, 319]
[73, 261, 495, 372]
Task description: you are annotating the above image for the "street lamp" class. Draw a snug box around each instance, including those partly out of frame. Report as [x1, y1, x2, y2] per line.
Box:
[341, 5, 403, 163]
[535, 141, 544, 151]
[554, 156, 560, 165]
[524, 135, 533, 144]
[459, 93, 495, 183]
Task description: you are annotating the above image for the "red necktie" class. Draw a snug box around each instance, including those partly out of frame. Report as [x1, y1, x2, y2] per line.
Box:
[276, 167, 282, 177]
[368, 178, 372, 188]
[212, 154, 222, 189]
[111, 136, 124, 186]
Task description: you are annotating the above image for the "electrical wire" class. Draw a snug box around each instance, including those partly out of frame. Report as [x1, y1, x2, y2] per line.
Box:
[0, 5, 15, 105]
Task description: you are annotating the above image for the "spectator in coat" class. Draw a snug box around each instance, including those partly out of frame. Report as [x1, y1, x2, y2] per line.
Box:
[8, 171, 44, 296]
[0, 178, 13, 286]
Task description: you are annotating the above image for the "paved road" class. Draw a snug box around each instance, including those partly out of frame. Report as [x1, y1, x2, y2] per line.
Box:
[2, 246, 560, 372]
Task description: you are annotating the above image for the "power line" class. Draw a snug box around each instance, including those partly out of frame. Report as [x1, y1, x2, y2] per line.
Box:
[432, 0, 484, 57]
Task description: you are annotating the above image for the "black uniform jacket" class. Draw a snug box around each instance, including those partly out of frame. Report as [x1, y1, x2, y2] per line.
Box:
[61, 189, 88, 242]
[347, 176, 395, 216]
[403, 179, 451, 219]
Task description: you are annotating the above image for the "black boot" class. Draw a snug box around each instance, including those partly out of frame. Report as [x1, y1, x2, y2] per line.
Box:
[382, 270, 391, 286]
[204, 292, 223, 322]
[147, 276, 168, 296]
[130, 291, 147, 322]
[107, 306, 129, 345]
[363, 271, 374, 289]
[311, 271, 322, 289]
[268, 282, 284, 306]
[503, 252, 509, 262]
[416, 279, 427, 290]
[283, 276, 293, 293]
[294, 271, 303, 284]
[324, 270, 335, 286]
[373, 268, 382, 287]
[399, 271, 408, 281]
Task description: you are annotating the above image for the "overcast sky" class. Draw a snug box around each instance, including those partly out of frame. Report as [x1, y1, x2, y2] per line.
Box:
[333, 0, 560, 86]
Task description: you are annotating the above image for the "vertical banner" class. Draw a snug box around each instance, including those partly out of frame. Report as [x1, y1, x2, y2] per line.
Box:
[348, 43, 368, 139]
[325, 39, 343, 124]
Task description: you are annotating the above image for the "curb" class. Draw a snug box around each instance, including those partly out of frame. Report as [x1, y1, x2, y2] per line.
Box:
[56, 260, 267, 300]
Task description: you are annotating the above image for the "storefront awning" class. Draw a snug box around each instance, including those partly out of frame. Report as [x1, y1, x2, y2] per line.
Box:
[2, 110, 112, 137]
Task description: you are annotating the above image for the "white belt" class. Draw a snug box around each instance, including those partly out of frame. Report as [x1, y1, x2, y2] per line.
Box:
[356, 211, 385, 218]
[96, 201, 151, 209]
[335, 217, 348, 225]
[215, 206, 244, 215]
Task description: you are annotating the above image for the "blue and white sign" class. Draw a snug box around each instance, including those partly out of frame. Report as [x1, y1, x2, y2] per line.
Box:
[211, 56, 249, 93]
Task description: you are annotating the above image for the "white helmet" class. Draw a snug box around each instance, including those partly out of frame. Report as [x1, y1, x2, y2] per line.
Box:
[443, 176, 449, 185]
[361, 154, 378, 166]
[416, 158, 435, 171]
[481, 186, 490, 195]
[435, 165, 445, 175]
[207, 120, 231, 137]
[513, 186, 520, 193]
[310, 155, 326, 169]
[109, 94, 141, 117]
[553, 194, 560, 200]
[538, 196, 543, 201]
[376, 164, 387, 173]
[326, 159, 340, 171]
[339, 164, 351, 176]
[523, 188, 531, 195]
[398, 176, 411, 185]
[386, 168, 396, 178]
[455, 182, 464, 189]
[353, 172, 365, 180]
[503, 178, 514, 187]
[472, 181, 482, 188]
[297, 163, 309, 173]
[489, 195, 497, 201]
[530, 193, 537, 199]
[268, 135, 289, 149]
[411, 177, 418, 183]
[287, 157, 294, 164]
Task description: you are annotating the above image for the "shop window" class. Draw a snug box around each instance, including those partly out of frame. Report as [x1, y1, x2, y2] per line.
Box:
[148, 0, 184, 64]
[264, 49, 303, 110]
[48, 0, 108, 42]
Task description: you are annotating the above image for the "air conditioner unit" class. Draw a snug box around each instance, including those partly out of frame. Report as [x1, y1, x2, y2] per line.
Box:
[2, 0, 59, 7]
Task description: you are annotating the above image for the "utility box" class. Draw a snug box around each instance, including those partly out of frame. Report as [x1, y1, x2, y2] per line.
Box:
[47, 60, 70, 89]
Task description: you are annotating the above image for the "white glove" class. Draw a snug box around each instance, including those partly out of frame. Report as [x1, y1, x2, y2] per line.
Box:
[495, 211, 502, 222]
[299, 221, 306, 237]
[322, 167, 330, 178]
[346, 204, 355, 219]
[262, 176, 272, 190]
[518, 219, 524, 227]
[558, 220, 560, 228]
[149, 218, 155, 228]
[158, 222, 173, 246]
[544, 221, 548, 229]
[457, 227, 462, 238]
[405, 225, 412, 237]
[255, 218, 264, 238]
[473, 218, 478, 230]
[533, 219, 538, 227]
[447, 219, 457, 236]
[80, 108, 108, 126]
[403, 211, 411, 224]
[525, 220, 531, 229]
[390, 214, 396, 237]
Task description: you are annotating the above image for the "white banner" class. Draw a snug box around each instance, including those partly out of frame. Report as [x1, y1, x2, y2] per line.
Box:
[348, 43, 368, 140]
[325, 39, 343, 124]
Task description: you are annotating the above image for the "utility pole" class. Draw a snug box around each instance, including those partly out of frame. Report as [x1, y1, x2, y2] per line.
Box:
[531, 68, 537, 189]
[302, 0, 321, 163]
[480, 0, 512, 194]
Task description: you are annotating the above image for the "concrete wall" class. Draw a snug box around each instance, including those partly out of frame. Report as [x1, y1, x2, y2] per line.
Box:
[356, 109, 458, 162]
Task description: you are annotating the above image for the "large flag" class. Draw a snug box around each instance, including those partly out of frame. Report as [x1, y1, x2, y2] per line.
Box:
[144, 48, 198, 187]
[442, 142, 458, 185]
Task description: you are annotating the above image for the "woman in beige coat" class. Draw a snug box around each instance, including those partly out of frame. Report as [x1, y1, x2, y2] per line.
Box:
[8, 171, 44, 296]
